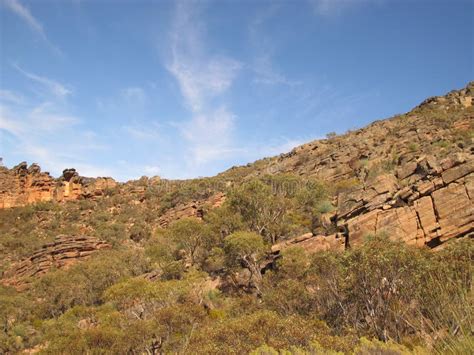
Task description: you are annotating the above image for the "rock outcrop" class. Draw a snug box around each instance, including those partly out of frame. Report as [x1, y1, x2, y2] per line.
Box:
[272, 156, 473, 256]
[0, 163, 117, 208]
[271, 232, 346, 254]
[221, 82, 474, 252]
[158, 192, 226, 228]
[335, 156, 473, 248]
[1, 235, 111, 289]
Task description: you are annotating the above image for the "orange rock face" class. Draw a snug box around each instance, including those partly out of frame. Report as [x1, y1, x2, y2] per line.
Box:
[0, 162, 117, 209]
[158, 192, 226, 228]
[1, 235, 111, 290]
[337, 157, 474, 249]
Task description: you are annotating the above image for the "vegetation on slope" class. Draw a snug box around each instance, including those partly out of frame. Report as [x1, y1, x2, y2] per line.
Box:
[0, 172, 472, 354]
[0, 84, 473, 353]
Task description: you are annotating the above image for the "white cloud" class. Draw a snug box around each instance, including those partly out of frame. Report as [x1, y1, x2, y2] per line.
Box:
[310, 0, 380, 16]
[248, 7, 299, 87]
[258, 138, 306, 157]
[0, 89, 25, 104]
[0, 105, 25, 135]
[0, 101, 79, 135]
[2, 0, 44, 36]
[166, 1, 242, 169]
[29, 102, 79, 131]
[0, 90, 112, 178]
[13, 64, 72, 98]
[1, 0, 61, 54]
[169, 57, 241, 112]
[253, 55, 301, 86]
[178, 106, 239, 164]
[143, 165, 160, 175]
[167, 1, 241, 113]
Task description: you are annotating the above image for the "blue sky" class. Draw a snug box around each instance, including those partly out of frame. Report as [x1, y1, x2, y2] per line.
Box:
[0, 0, 472, 181]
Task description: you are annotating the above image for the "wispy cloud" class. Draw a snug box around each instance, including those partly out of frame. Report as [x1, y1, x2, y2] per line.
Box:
[143, 165, 160, 176]
[1, 0, 62, 54]
[248, 6, 298, 87]
[169, 57, 241, 112]
[0, 89, 25, 104]
[29, 102, 79, 131]
[168, 1, 241, 113]
[2, 0, 44, 36]
[178, 106, 241, 164]
[123, 122, 160, 140]
[0, 84, 112, 178]
[0, 102, 79, 137]
[257, 138, 306, 158]
[167, 1, 242, 168]
[0, 105, 25, 136]
[253, 54, 301, 86]
[13, 64, 72, 98]
[309, 0, 380, 16]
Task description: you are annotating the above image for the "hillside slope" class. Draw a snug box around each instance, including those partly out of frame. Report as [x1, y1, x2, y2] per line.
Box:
[1, 82, 472, 251]
[0, 82, 473, 354]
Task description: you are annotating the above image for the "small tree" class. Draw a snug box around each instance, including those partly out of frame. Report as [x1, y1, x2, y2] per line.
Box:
[227, 180, 287, 244]
[224, 232, 267, 293]
[204, 206, 244, 243]
[168, 218, 208, 266]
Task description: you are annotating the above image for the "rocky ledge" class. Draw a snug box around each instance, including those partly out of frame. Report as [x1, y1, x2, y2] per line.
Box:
[1, 235, 111, 289]
[273, 153, 473, 256]
[158, 192, 226, 228]
[337, 153, 473, 248]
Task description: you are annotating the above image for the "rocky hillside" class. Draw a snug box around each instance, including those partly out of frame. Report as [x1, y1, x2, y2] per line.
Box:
[222, 82, 473, 182]
[3, 83, 472, 248]
[1, 82, 473, 271]
[0, 82, 472, 354]
[2, 235, 110, 290]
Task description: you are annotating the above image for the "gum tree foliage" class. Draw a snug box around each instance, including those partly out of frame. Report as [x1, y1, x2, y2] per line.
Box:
[224, 231, 267, 293]
[168, 218, 209, 266]
[227, 179, 288, 244]
[226, 176, 331, 243]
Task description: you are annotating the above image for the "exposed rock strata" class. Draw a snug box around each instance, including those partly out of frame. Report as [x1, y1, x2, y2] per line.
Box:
[158, 192, 226, 228]
[1, 235, 110, 289]
[265, 155, 473, 258]
[0, 163, 117, 208]
[337, 157, 473, 248]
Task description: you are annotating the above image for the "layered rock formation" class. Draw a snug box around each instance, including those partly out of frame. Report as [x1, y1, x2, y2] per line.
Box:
[267, 155, 473, 257]
[158, 192, 226, 228]
[337, 156, 473, 247]
[271, 232, 346, 254]
[0, 163, 117, 208]
[1, 235, 111, 289]
[222, 82, 474, 253]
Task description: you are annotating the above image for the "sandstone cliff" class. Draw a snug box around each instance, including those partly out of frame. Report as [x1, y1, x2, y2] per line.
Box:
[0, 163, 117, 208]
